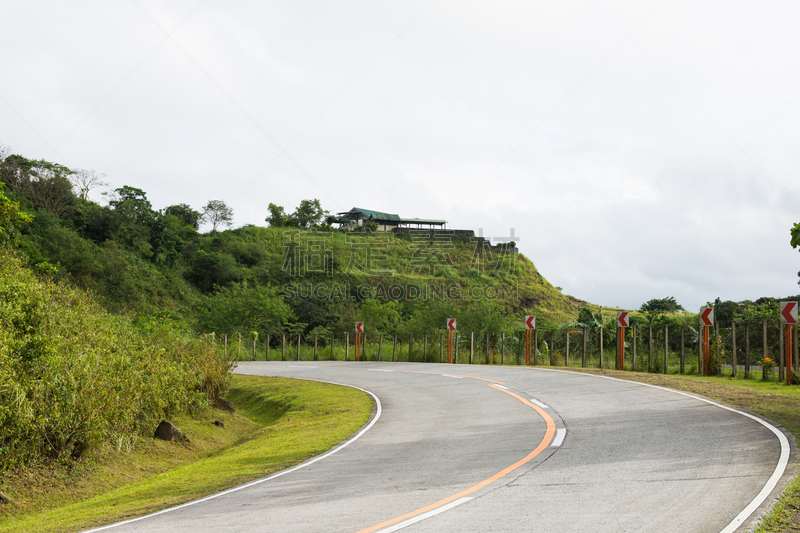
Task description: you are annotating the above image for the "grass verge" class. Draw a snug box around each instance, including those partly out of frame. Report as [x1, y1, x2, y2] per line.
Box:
[0, 374, 373, 533]
[553, 366, 800, 532]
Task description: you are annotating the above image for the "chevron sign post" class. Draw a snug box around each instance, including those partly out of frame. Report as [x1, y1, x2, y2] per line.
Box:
[781, 302, 798, 325]
[781, 302, 797, 385]
[354, 322, 364, 362]
[446, 319, 456, 364]
[616, 311, 630, 371]
[699, 307, 714, 376]
[524, 316, 535, 366]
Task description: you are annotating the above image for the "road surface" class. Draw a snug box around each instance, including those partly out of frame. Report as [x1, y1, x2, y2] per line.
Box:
[90, 362, 794, 533]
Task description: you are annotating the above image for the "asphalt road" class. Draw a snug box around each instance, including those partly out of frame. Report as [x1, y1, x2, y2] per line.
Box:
[91, 362, 794, 533]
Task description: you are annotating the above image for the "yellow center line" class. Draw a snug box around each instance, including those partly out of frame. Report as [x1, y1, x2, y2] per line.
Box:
[354, 384, 556, 533]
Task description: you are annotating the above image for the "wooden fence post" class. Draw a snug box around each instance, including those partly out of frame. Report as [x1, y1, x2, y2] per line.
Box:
[780, 324, 785, 383]
[763, 319, 768, 381]
[745, 323, 750, 378]
[470, 332, 474, 364]
[583, 327, 588, 368]
[731, 322, 736, 376]
[792, 324, 800, 377]
[599, 327, 604, 369]
[698, 325, 702, 373]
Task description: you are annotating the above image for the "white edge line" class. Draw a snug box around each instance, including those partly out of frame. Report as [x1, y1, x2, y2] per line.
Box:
[529, 398, 549, 409]
[83, 379, 383, 533]
[441, 374, 464, 379]
[551, 428, 566, 447]
[492, 384, 508, 389]
[376, 497, 473, 533]
[534, 368, 790, 533]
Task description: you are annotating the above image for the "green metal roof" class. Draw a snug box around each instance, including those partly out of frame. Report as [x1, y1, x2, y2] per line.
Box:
[398, 218, 447, 225]
[348, 207, 401, 221]
[336, 208, 446, 225]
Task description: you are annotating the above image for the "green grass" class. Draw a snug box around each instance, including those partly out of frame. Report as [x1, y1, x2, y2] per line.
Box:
[0, 374, 373, 533]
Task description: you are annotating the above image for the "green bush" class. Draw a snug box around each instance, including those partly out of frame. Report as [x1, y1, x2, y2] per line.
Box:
[0, 250, 232, 469]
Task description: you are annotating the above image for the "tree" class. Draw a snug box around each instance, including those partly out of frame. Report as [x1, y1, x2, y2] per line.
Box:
[791, 222, 800, 286]
[108, 186, 155, 225]
[293, 199, 327, 228]
[163, 204, 203, 230]
[70, 168, 107, 201]
[265, 199, 328, 229]
[0, 155, 77, 217]
[640, 297, 684, 313]
[203, 200, 233, 232]
[195, 282, 294, 336]
[107, 186, 157, 257]
[265, 202, 290, 227]
[0, 183, 32, 244]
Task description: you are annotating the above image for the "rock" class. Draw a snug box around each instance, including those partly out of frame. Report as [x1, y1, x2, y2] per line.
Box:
[0, 491, 10, 504]
[154, 420, 181, 441]
[212, 420, 224, 428]
[215, 398, 234, 412]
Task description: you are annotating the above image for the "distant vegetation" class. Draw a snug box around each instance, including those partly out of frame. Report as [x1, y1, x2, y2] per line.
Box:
[0, 150, 585, 342]
[0, 182, 231, 469]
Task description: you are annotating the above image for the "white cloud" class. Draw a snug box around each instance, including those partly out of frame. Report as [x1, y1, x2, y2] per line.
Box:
[2, 0, 800, 311]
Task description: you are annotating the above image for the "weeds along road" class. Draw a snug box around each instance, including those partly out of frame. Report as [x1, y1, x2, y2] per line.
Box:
[95, 362, 794, 533]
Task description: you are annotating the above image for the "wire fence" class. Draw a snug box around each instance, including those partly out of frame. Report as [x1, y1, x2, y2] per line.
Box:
[218, 320, 799, 383]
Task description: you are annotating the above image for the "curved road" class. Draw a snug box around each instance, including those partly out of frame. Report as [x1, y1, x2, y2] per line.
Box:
[92, 362, 794, 533]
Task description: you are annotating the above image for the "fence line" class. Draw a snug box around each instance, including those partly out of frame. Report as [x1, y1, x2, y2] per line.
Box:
[215, 321, 798, 383]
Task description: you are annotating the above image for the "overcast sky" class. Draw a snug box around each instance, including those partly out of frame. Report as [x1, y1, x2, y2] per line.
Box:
[2, 0, 800, 311]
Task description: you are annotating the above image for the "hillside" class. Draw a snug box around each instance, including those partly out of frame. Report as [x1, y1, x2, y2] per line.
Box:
[0, 151, 588, 343]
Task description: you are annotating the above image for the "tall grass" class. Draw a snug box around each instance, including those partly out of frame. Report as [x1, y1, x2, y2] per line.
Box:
[0, 250, 232, 468]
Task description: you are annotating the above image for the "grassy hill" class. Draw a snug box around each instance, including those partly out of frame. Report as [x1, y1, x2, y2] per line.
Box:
[0, 151, 590, 343]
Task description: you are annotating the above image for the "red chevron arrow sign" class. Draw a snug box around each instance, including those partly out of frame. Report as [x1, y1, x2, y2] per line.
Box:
[525, 315, 536, 329]
[781, 302, 798, 325]
[447, 318, 457, 331]
[616, 311, 630, 328]
[700, 307, 714, 327]
[355, 322, 364, 333]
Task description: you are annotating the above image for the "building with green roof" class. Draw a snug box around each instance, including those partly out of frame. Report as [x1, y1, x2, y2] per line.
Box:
[336, 207, 447, 232]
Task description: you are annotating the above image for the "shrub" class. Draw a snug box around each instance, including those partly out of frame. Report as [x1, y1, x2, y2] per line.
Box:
[0, 250, 232, 469]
